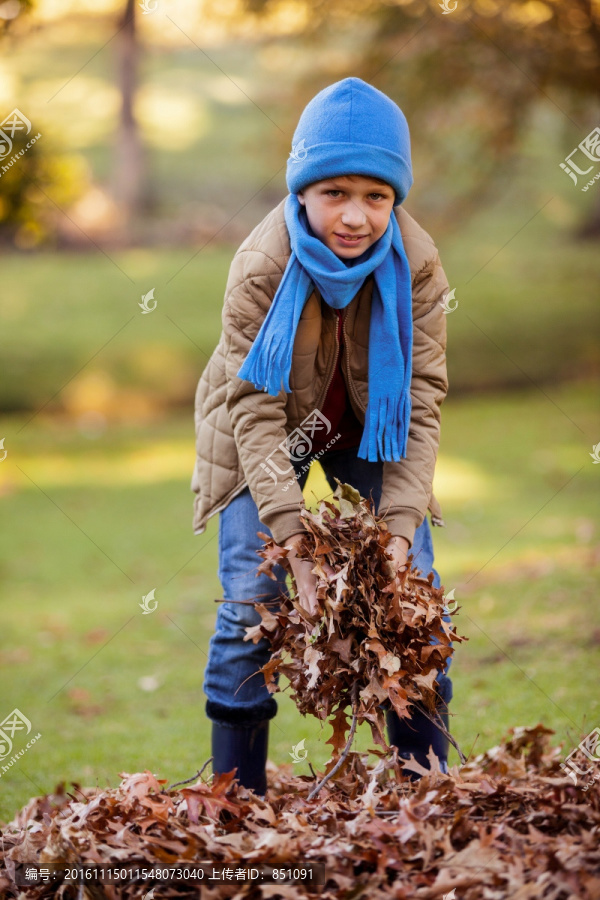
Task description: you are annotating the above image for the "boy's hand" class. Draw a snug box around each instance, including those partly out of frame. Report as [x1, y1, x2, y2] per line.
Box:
[386, 535, 410, 575]
[285, 532, 319, 617]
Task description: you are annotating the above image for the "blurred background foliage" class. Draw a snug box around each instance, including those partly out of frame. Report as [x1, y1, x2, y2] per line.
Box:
[0, 0, 599, 417]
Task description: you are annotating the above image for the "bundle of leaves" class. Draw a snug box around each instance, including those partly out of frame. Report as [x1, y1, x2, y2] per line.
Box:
[2, 726, 599, 899]
[245, 482, 467, 760]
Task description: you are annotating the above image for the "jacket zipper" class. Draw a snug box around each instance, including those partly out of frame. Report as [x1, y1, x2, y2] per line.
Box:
[341, 308, 366, 416]
[315, 307, 339, 410]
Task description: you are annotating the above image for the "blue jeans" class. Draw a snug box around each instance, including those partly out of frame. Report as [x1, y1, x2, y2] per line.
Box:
[203, 445, 453, 726]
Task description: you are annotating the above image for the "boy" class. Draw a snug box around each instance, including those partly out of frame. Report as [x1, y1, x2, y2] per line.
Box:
[191, 77, 452, 796]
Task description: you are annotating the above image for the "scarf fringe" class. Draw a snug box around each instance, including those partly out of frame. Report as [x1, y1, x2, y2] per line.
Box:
[237, 327, 294, 395]
[358, 390, 412, 462]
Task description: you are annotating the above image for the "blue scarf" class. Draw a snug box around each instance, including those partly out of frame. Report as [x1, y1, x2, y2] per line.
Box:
[237, 193, 413, 461]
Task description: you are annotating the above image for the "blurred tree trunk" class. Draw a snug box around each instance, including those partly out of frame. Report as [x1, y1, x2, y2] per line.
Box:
[112, 0, 150, 224]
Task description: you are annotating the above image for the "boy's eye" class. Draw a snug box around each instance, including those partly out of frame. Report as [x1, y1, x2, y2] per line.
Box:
[325, 189, 387, 200]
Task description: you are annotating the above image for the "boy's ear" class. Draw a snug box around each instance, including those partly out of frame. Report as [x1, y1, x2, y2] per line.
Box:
[297, 191, 306, 206]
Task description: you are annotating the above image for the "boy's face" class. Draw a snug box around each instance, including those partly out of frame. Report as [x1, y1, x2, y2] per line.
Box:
[297, 175, 395, 260]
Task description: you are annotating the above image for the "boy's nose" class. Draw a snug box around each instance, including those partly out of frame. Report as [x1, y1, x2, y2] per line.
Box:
[340, 202, 367, 228]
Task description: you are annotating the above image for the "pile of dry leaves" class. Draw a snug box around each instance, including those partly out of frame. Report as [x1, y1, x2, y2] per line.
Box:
[246, 482, 466, 759]
[1, 725, 599, 898]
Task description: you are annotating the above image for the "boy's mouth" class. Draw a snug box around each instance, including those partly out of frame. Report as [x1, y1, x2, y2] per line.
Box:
[334, 233, 368, 246]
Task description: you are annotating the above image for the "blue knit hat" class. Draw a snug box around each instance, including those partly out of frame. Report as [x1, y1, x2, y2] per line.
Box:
[286, 77, 413, 207]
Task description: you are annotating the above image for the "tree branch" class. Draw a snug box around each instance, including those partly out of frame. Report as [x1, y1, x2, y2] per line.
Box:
[416, 704, 467, 765]
[167, 757, 213, 791]
[307, 683, 360, 801]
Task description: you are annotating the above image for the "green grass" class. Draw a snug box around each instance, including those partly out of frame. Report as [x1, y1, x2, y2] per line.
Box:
[1, 380, 598, 823]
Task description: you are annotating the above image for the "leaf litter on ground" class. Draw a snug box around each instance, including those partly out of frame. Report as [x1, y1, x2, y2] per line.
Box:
[1, 726, 599, 898]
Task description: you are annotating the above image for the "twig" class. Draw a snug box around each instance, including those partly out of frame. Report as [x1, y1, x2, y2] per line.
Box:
[375, 810, 490, 819]
[415, 704, 467, 765]
[463, 732, 482, 764]
[167, 757, 213, 791]
[307, 684, 360, 802]
[69, 785, 91, 804]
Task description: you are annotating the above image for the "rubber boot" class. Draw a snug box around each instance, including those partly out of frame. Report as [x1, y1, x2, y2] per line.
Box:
[211, 719, 269, 797]
[386, 704, 450, 781]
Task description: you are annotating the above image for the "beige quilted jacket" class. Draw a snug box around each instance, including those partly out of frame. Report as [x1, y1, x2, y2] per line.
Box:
[191, 196, 449, 549]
